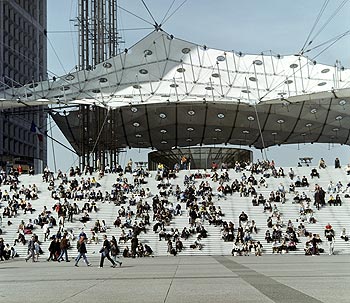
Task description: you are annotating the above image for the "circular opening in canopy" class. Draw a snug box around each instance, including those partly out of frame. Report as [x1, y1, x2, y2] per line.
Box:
[65, 74, 75, 81]
[103, 62, 112, 68]
[217, 113, 225, 119]
[61, 86, 70, 91]
[139, 69, 148, 75]
[253, 60, 263, 66]
[28, 83, 38, 88]
[188, 110, 195, 116]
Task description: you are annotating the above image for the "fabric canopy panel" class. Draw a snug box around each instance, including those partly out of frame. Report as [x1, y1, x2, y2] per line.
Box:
[2, 29, 350, 154]
[1, 29, 350, 109]
[51, 96, 350, 155]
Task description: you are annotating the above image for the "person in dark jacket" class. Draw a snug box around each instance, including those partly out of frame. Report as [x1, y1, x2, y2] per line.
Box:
[47, 237, 59, 261]
[57, 234, 70, 262]
[99, 235, 117, 268]
[0, 238, 5, 261]
[74, 236, 91, 267]
[131, 236, 139, 258]
[110, 236, 122, 266]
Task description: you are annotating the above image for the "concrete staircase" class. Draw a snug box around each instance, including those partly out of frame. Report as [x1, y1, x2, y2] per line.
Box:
[1, 164, 349, 258]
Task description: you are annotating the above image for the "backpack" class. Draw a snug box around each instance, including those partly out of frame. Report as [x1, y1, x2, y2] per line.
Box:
[110, 244, 120, 256]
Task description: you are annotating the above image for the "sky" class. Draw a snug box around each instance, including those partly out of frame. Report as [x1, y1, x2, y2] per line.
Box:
[45, 0, 350, 172]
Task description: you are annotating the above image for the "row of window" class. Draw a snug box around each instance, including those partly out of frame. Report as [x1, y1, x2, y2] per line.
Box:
[2, 27, 40, 53]
[3, 125, 36, 145]
[5, 1, 42, 26]
[2, 137, 38, 157]
[2, 58, 42, 83]
[1, 1, 46, 84]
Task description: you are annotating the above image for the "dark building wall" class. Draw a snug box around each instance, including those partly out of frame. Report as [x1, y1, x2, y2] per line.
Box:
[0, 0, 48, 172]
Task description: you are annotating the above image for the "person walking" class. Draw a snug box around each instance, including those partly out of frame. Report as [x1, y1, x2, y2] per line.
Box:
[47, 237, 58, 261]
[99, 235, 117, 268]
[25, 235, 36, 262]
[110, 236, 122, 266]
[34, 239, 41, 262]
[74, 236, 91, 267]
[57, 234, 70, 262]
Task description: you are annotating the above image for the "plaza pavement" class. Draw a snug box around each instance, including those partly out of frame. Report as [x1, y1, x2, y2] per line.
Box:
[0, 255, 349, 303]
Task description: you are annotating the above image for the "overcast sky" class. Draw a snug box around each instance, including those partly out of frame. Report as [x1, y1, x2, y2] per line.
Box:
[45, 0, 350, 172]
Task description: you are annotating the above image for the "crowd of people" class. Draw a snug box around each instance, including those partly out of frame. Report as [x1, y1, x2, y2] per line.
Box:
[0, 156, 349, 263]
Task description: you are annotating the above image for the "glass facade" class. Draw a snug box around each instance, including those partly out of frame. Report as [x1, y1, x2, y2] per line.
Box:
[0, 0, 47, 172]
[148, 147, 253, 171]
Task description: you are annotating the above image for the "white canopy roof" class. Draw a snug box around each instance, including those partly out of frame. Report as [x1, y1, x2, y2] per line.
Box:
[2, 30, 350, 153]
[1, 30, 350, 110]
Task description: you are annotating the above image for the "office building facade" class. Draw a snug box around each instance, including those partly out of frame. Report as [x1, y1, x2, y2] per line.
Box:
[0, 0, 47, 172]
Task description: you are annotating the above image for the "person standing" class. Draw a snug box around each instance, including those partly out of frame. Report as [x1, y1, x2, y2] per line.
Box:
[67, 205, 74, 223]
[335, 157, 341, 168]
[43, 223, 50, 241]
[0, 238, 5, 261]
[75, 236, 91, 267]
[99, 235, 116, 268]
[131, 236, 139, 258]
[325, 224, 335, 255]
